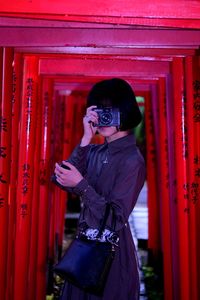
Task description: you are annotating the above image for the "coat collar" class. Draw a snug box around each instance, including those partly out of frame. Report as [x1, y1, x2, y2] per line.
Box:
[105, 133, 136, 154]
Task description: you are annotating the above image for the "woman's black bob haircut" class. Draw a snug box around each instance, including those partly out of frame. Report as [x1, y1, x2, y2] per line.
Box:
[87, 78, 142, 130]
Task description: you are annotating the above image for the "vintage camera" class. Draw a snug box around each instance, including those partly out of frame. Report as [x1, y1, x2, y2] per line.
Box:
[93, 107, 120, 127]
[51, 162, 70, 189]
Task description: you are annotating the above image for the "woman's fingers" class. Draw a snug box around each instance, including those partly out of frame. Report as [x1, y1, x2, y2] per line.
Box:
[84, 114, 98, 125]
[84, 106, 98, 126]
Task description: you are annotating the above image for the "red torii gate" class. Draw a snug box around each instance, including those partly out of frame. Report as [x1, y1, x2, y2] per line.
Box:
[0, 1, 200, 300]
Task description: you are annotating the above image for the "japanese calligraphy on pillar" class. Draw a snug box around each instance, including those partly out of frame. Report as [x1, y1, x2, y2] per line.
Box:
[190, 80, 200, 206]
[193, 80, 200, 122]
[182, 91, 189, 159]
[20, 163, 31, 217]
[12, 70, 17, 107]
[26, 78, 33, 133]
[0, 115, 8, 209]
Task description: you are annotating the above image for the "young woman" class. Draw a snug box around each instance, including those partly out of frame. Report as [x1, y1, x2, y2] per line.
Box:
[54, 78, 146, 300]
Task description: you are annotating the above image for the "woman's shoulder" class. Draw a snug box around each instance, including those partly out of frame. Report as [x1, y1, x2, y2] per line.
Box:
[121, 146, 145, 169]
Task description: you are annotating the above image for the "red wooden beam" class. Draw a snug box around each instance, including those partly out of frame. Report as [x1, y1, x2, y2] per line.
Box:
[1, 0, 200, 20]
[39, 57, 170, 77]
[0, 28, 200, 48]
[14, 46, 197, 56]
[0, 16, 130, 29]
[1, 13, 200, 29]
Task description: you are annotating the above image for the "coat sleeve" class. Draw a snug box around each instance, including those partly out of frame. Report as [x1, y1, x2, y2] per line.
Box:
[73, 155, 146, 231]
[67, 143, 91, 175]
[51, 143, 91, 191]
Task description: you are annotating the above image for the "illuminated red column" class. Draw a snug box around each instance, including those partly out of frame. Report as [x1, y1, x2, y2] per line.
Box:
[165, 73, 180, 300]
[13, 55, 39, 300]
[185, 55, 200, 300]
[36, 77, 53, 300]
[144, 90, 161, 257]
[49, 92, 66, 263]
[27, 77, 42, 300]
[71, 91, 86, 149]
[157, 77, 173, 299]
[56, 94, 75, 257]
[6, 52, 23, 300]
[0, 47, 14, 300]
[171, 57, 190, 300]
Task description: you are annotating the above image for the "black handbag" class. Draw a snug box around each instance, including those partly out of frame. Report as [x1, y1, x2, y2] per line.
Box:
[53, 204, 117, 296]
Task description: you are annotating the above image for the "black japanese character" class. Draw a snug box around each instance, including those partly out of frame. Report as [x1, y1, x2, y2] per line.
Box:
[22, 164, 30, 171]
[193, 101, 200, 111]
[193, 80, 200, 92]
[194, 155, 200, 165]
[0, 117, 7, 132]
[195, 168, 200, 177]
[193, 113, 200, 122]
[0, 174, 7, 184]
[0, 197, 4, 208]
[0, 147, 6, 158]
[184, 207, 190, 214]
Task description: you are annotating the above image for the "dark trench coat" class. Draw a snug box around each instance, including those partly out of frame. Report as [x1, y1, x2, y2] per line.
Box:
[59, 133, 146, 300]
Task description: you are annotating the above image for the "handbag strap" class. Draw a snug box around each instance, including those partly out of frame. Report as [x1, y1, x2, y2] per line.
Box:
[97, 203, 115, 238]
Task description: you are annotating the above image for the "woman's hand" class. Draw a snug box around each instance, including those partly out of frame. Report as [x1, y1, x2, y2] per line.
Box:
[54, 161, 83, 188]
[81, 105, 98, 146]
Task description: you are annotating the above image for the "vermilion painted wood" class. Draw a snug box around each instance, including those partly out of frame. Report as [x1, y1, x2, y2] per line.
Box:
[71, 92, 86, 150]
[172, 57, 190, 300]
[49, 92, 66, 263]
[144, 90, 161, 257]
[45, 15, 200, 29]
[0, 47, 13, 300]
[0, 48, 2, 111]
[57, 94, 76, 255]
[15, 46, 196, 56]
[1, 28, 200, 47]
[28, 77, 42, 300]
[0, 15, 128, 28]
[6, 52, 23, 300]
[2, 13, 200, 29]
[190, 56, 200, 299]
[165, 73, 180, 300]
[35, 54, 171, 63]
[48, 91, 61, 264]
[1, 0, 200, 20]
[39, 58, 170, 78]
[185, 56, 199, 300]
[36, 77, 53, 300]
[157, 77, 173, 299]
[14, 55, 39, 300]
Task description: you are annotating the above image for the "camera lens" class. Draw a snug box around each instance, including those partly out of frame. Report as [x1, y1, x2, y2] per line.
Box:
[100, 112, 113, 125]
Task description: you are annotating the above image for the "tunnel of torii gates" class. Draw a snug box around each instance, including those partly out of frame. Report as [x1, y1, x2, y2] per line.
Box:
[0, 1, 200, 300]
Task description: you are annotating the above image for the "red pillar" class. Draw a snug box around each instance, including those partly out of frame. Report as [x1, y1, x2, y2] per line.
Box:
[13, 55, 39, 300]
[6, 52, 23, 300]
[49, 91, 66, 263]
[171, 57, 190, 300]
[157, 77, 173, 299]
[0, 47, 13, 300]
[185, 55, 200, 300]
[28, 76, 42, 300]
[166, 73, 180, 300]
[144, 90, 161, 258]
[35, 77, 53, 299]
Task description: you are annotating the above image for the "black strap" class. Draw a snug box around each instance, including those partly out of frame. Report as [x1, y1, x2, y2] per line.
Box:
[97, 203, 116, 238]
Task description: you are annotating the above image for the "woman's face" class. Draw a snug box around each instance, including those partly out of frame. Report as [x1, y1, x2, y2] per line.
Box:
[97, 126, 130, 143]
[97, 126, 118, 138]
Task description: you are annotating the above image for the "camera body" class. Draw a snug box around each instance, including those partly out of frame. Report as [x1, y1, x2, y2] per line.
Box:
[93, 107, 120, 127]
[51, 162, 70, 189]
